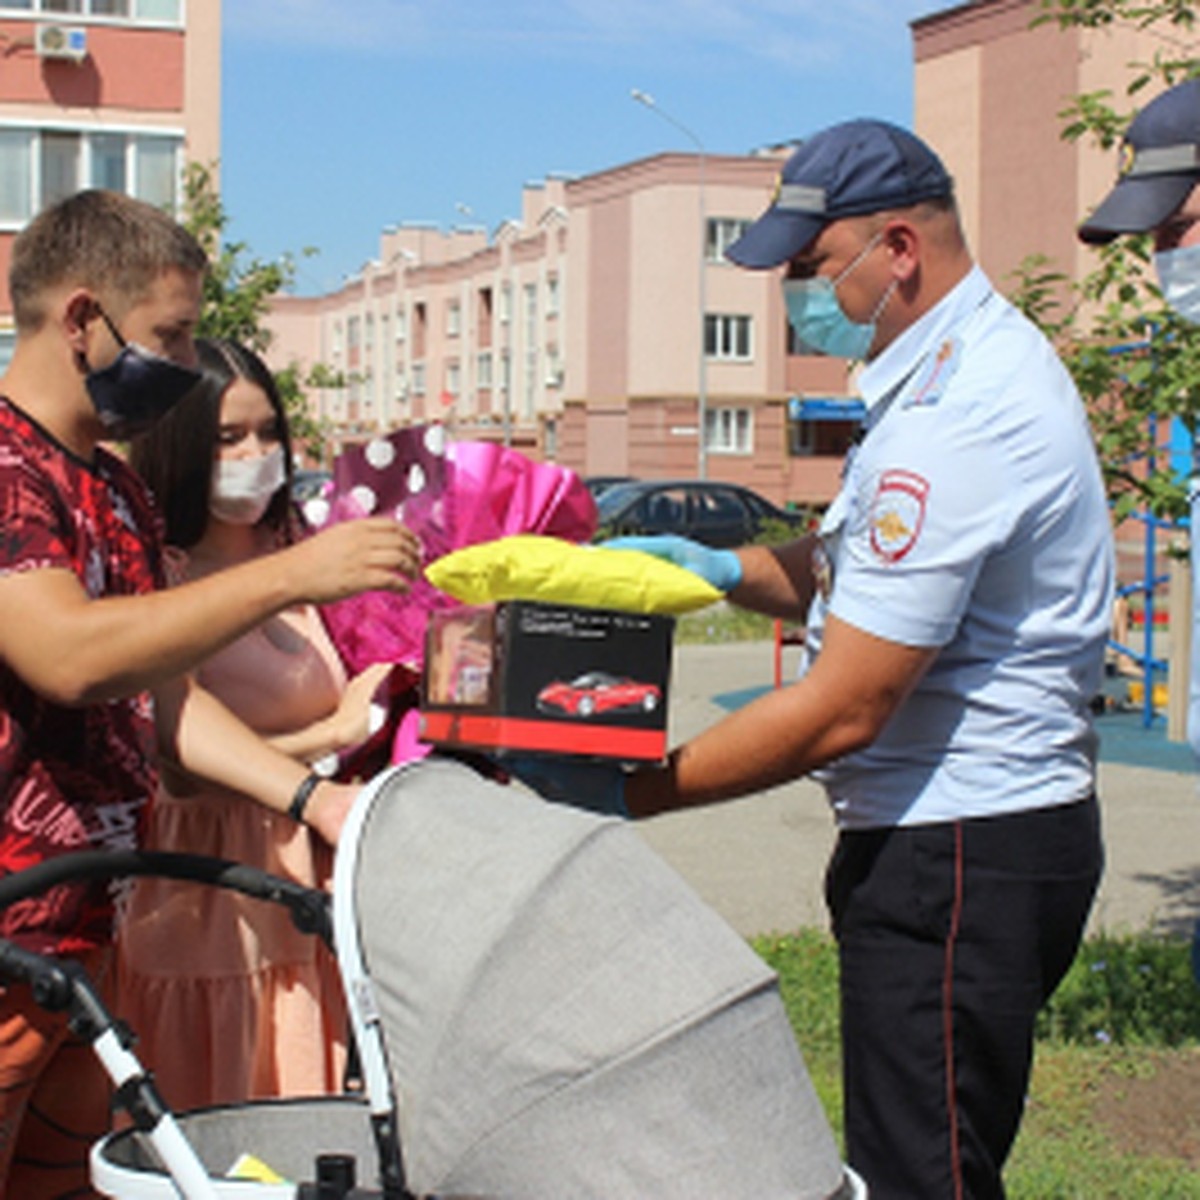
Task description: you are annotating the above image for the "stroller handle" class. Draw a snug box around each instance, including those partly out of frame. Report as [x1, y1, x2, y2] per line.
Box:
[0, 849, 333, 944]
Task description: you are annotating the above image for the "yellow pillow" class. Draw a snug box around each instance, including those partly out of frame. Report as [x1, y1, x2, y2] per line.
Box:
[425, 534, 723, 615]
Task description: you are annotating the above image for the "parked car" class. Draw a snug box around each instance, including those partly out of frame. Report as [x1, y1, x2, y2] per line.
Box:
[584, 475, 637, 501]
[594, 480, 811, 548]
[537, 671, 661, 718]
[292, 467, 332, 502]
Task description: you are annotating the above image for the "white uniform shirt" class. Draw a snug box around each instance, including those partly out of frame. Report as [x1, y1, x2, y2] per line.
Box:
[804, 266, 1115, 829]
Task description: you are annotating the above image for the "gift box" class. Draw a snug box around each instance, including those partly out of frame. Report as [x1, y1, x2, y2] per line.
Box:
[419, 600, 673, 764]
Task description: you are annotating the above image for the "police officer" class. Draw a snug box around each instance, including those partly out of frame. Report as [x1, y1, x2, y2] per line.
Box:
[611, 119, 1115, 1199]
[1078, 77, 1200, 755]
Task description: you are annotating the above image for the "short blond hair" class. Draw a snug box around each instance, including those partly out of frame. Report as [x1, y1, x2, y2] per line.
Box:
[9, 189, 207, 332]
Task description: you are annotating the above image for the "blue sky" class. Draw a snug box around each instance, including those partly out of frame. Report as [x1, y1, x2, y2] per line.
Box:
[222, 1, 941, 296]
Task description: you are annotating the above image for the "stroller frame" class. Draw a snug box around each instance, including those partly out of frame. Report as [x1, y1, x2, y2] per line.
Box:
[0, 849, 409, 1200]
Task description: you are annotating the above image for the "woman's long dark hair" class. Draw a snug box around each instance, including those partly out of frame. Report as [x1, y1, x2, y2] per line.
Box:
[130, 338, 296, 550]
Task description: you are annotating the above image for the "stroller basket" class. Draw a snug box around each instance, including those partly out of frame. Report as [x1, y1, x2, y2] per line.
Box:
[93, 1096, 381, 1198]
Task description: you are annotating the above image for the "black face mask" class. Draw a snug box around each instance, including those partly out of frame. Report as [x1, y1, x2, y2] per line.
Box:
[84, 309, 202, 440]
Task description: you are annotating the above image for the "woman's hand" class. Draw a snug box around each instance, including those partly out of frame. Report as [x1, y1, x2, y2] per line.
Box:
[303, 779, 360, 845]
[331, 661, 393, 749]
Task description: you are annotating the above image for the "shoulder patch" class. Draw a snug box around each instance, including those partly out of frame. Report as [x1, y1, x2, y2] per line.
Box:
[869, 469, 929, 563]
[903, 337, 962, 409]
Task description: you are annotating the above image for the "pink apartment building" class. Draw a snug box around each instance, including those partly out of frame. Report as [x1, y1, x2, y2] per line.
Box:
[0, 0, 220, 367]
[268, 155, 858, 509]
[268, 0, 1159, 510]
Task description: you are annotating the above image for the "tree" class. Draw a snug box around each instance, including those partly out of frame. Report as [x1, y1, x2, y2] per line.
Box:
[1008, 1, 1200, 523]
[181, 162, 332, 461]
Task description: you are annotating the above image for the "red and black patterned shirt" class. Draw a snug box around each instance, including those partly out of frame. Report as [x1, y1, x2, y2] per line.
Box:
[0, 398, 164, 953]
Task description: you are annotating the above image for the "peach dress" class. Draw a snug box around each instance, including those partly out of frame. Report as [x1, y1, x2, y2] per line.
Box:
[116, 551, 350, 1113]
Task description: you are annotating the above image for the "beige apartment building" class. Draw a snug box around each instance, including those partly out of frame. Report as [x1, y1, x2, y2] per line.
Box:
[268, 0, 1161, 510]
[0, 0, 220, 367]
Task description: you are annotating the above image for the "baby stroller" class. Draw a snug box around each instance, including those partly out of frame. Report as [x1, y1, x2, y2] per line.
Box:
[0, 755, 866, 1199]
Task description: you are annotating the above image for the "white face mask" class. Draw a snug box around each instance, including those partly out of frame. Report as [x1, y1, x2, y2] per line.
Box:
[210, 445, 286, 526]
[1154, 243, 1200, 325]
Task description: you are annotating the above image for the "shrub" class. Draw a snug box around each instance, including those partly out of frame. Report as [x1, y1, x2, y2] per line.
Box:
[1037, 931, 1200, 1047]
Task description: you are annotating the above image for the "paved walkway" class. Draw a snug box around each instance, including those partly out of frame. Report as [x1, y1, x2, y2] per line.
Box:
[635, 642, 1200, 939]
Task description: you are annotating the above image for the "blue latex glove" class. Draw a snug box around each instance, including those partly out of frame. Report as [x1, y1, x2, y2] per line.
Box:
[602, 534, 743, 593]
[503, 754, 628, 818]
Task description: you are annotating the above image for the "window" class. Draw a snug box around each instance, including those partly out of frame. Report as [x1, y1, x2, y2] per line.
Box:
[0, 0, 181, 19]
[445, 361, 461, 397]
[134, 135, 177, 208]
[704, 314, 752, 361]
[91, 133, 126, 192]
[134, 0, 179, 17]
[0, 131, 33, 223]
[499, 282, 512, 324]
[394, 308, 407, 342]
[477, 286, 493, 349]
[524, 348, 538, 417]
[789, 417, 859, 458]
[135, 0, 180, 19]
[705, 407, 753, 455]
[706, 217, 751, 262]
[477, 352, 493, 389]
[0, 127, 185, 224]
[411, 362, 426, 397]
[41, 132, 79, 208]
[412, 302, 427, 359]
[546, 274, 560, 316]
[446, 299, 461, 337]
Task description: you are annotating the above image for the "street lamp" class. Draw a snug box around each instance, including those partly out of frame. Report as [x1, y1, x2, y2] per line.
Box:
[631, 87, 708, 480]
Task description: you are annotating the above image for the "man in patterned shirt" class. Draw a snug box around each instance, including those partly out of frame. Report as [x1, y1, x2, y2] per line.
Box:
[0, 190, 421, 1197]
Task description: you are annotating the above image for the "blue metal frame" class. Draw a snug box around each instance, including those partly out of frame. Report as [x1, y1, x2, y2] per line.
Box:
[1106, 410, 1185, 729]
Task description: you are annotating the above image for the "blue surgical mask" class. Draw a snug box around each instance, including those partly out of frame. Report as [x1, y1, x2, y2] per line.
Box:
[783, 233, 895, 360]
[1154, 243, 1200, 325]
[85, 309, 202, 440]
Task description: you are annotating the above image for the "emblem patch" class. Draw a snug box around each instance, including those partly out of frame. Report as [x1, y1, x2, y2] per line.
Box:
[903, 337, 961, 409]
[869, 469, 929, 563]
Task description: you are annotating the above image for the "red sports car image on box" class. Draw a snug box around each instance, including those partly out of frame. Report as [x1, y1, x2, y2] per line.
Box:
[537, 671, 662, 718]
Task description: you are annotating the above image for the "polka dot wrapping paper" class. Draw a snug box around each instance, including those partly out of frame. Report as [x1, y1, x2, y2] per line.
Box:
[311, 427, 596, 765]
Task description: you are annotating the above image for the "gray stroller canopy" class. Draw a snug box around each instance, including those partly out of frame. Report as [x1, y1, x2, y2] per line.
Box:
[333, 757, 850, 1200]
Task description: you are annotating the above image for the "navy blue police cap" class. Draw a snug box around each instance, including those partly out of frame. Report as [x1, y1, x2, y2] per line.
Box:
[1079, 78, 1200, 245]
[726, 118, 955, 269]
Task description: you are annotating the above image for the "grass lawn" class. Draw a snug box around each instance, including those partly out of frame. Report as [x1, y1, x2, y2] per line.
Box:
[754, 930, 1200, 1198]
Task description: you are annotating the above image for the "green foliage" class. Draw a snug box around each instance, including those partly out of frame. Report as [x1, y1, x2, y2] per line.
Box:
[180, 162, 333, 462]
[675, 602, 776, 643]
[752, 930, 844, 1136]
[755, 929, 1200, 1193]
[1038, 931, 1200, 1046]
[753, 514, 813, 546]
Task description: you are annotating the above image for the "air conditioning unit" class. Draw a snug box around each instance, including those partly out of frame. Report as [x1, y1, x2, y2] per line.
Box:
[36, 24, 88, 62]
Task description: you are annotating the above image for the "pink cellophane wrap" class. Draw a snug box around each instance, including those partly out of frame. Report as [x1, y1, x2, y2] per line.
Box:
[308, 427, 597, 767]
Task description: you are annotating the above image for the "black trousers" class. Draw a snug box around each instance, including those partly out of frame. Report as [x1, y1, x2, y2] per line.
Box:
[825, 796, 1103, 1200]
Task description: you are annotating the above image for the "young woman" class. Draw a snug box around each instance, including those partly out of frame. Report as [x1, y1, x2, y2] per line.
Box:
[116, 339, 389, 1110]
